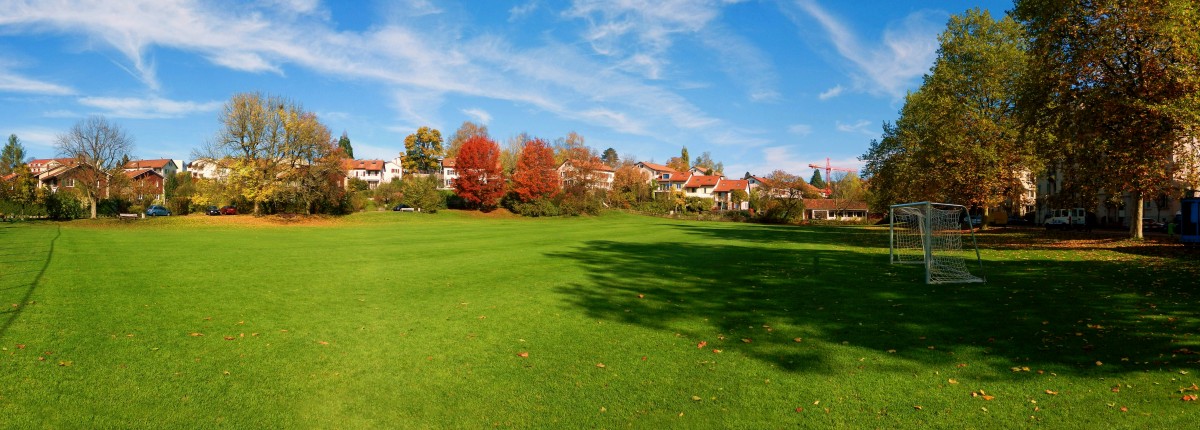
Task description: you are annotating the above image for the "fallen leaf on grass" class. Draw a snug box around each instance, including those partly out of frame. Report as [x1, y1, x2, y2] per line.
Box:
[794, 407, 803, 413]
[794, 337, 803, 343]
[223, 336, 235, 341]
[697, 341, 707, 349]
[691, 395, 701, 401]
[1120, 406, 1128, 412]
[317, 341, 329, 345]
[637, 294, 644, 299]
[16, 344, 25, 349]
[188, 332, 204, 337]
[596, 363, 606, 368]
[948, 379, 959, 385]
[913, 405, 923, 410]
[1044, 390, 1058, 395]
[1011, 366, 1031, 372]
[1111, 386, 1120, 393]
[957, 363, 968, 368]
[712, 349, 722, 354]
[58, 361, 72, 367]
[517, 352, 529, 358]
[741, 338, 752, 343]
[1182, 394, 1198, 401]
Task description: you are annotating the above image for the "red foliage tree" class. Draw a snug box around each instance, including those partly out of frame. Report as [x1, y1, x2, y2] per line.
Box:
[453, 135, 505, 209]
[511, 137, 560, 202]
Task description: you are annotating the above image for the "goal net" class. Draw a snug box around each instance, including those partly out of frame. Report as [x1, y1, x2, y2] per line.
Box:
[890, 202, 984, 284]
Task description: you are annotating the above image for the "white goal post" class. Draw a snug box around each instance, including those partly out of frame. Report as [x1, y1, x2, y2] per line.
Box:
[889, 202, 985, 284]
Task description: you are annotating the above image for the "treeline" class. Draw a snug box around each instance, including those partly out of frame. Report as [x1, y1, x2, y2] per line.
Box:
[860, 3, 1200, 238]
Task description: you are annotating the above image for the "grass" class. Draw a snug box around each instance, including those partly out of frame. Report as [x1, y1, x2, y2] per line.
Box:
[0, 211, 1197, 428]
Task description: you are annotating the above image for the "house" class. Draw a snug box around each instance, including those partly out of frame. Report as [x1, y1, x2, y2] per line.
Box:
[439, 157, 457, 189]
[682, 175, 721, 199]
[188, 159, 230, 180]
[712, 179, 750, 210]
[558, 159, 615, 190]
[804, 199, 869, 220]
[34, 159, 111, 196]
[27, 158, 74, 176]
[124, 159, 179, 178]
[636, 162, 688, 194]
[343, 159, 388, 190]
[123, 168, 165, 202]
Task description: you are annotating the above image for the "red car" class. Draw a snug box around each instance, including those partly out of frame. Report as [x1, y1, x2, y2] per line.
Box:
[219, 206, 238, 215]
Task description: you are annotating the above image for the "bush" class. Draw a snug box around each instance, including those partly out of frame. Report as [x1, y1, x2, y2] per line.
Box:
[96, 197, 132, 217]
[44, 192, 85, 220]
[511, 198, 561, 217]
[723, 210, 752, 222]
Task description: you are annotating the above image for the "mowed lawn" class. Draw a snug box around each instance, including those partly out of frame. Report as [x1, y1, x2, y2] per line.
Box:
[0, 211, 1197, 428]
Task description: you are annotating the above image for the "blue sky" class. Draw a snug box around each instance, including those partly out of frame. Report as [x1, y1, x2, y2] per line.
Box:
[0, 0, 1013, 177]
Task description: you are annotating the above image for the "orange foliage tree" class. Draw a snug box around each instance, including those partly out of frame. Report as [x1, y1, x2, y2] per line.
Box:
[453, 135, 505, 210]
[511, 137, 559, 202]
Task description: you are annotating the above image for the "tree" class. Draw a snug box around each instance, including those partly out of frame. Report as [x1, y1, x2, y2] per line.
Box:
[860, 9, 1035, 224]
[828, 172, 868, 218]
[373, 178, 405, 208]
[601, 147, 619, 168]
[403, 126, 444, 174]
[55, 116, 134, 218]
[692, 151, 719, 175]
[511, 137, 560, 202]
[1016, 0, 1200, 239]
[337, 132, 354, 159]
[552, 131, 586, 165]
[559, 146, 606, 215]
[445, 121, 489, 158]
[809, 169, 825, 190]
[202, 92, 334, 215]
[453, 135, 505, 210]
[500, 132, 530, 176]
[608, 164, 654, 208]
[399, 175, 444, 211]
[681, 147, 690, 170]
[756, 170, 815, 223]
[2, 134, 28, 175]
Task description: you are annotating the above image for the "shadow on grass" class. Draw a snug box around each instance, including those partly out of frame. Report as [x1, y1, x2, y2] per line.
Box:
[548, 223, 1199, 377]
[0, 224, 59, 339]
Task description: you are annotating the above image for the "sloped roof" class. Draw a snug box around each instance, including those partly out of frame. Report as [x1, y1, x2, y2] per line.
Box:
[638, 162, 674, 172]
[343, 159, 386, 171]
[124, 168, 163, 180]
[561, 159, 614, 172]
[657, 172, 690, 183]
[684, 175, 721, 188]
[442, 158, 456, 168]
[125, 159, 175, 170]
[713, 179, 748, 193]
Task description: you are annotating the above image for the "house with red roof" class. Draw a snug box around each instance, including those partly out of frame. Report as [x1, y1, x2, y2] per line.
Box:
[558, 159, 615, 190]
[124, 159, 179, 178]
[712, 179, 750, 210]
[343, 156, 403, 190]
[683, 175, 721, 198]
[123, 168, 165, 202]
[804, 198, 869, 220]
[440, 157, 457, 189]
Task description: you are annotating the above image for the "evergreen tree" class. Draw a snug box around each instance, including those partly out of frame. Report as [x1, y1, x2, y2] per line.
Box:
[338, 132, 353, 159]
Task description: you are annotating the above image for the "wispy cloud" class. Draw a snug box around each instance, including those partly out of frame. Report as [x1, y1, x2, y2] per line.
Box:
[818, 84, 843, 100]
[509, 1, 539, 22]
[788, 124, 813, 136]
[835, 119, 874, 136]
[461, 108, 492, 125]
[77, 96, 222, 119]
[0, 69, 75, 95]
[787, 0, 942, 98]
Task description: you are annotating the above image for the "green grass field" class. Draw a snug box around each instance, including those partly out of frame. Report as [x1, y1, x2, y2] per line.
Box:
[1, 211, 1197, 428]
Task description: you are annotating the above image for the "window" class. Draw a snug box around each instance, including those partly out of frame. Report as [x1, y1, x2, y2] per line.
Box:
[65, 178, 76, 187]
[812, 210, 828, 220]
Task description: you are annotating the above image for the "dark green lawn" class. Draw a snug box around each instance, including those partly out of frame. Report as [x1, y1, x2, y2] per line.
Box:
[0, 211, 1196, 428]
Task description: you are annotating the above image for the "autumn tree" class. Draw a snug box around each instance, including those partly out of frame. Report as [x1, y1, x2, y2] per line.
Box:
[559, 146, 606, 215]
[201, 92, 334, 215]
[499, 132, 530, 176]
[1016, 0, 1200, 238]
[453, 135, 505, 210]
[337, 132, 353, 159]
[403, 126, 444, 174]
[861, 9, 1035, 225]
[445, 121, 489, 158]
[552, 131, 587, 165]
[373, 178, 404, 208]
[2, 134, 28, 175]
[55, 116, 135, 219]
[608, 164, 655, 208]
[511, 137, 560, 202]
[666, 146, 690, 172]
[755, 170, 816, 223]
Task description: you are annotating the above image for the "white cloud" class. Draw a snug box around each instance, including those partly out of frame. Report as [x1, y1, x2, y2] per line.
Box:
[835, 119, 874, 135]
[788, 0, 942, 98]
[788, 124, 812, 135]
[77, 96, 222, 119]
[509, 1, 539, 22]
[818, 84, 843, 100]
[0, 70, 75, 95]
[461, 108, 492, 125]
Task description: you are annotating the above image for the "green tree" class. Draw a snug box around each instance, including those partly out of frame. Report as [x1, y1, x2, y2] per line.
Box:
[2, 134, 28, 175]
[373, 178, 404, 208]
[601, 147, 619, 168]
[808, 169, 825, 190]
[399, 175, 445, 211]
[338, 132, 354, 159]
[692, 151, 717, 174]
[55, 116, 135, 219]
[403, 126, 444, 174]
[861, 8, 1035, 224]
[445, 121, 489, 158]
[1016, 0, 1200, 239]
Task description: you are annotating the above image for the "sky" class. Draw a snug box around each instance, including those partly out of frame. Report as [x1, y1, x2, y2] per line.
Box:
[0, 0, 1014, 177]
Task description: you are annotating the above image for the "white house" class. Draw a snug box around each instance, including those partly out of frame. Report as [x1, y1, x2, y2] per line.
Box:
[712, 178, 750, 210]
[558, 159, 615, 190]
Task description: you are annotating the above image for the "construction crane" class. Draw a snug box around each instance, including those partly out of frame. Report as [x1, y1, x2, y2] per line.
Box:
[807, 157, 857, 196]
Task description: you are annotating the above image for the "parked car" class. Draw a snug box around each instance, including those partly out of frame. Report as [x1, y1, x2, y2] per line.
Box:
[220, 206, 238, 215]
[145, 205, 171, 217]
[1143, 218, 1164, 232]
[205, 206, 221, 216]
[392, 203, 412, 211]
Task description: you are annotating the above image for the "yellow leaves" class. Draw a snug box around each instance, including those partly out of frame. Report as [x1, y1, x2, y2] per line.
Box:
[188, 332, 204, 337]
[1044, 390, 1059, 395]
[948, 379, 960, 385]
[516, 352, 529, 358]
[971, 390, 995, 401]
[1011, 366, 1031, 372]
[595, 363, 606, 369]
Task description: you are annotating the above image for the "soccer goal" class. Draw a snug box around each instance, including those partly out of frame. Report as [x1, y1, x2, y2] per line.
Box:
[889, 202, 984, 284]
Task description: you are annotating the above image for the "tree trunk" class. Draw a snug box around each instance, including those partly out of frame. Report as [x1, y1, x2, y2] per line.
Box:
[980, 206, 990, 231]
[253, 199, 261, 216]
[1130, 192, 1143, 239]
[89, 195, 97, 219]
